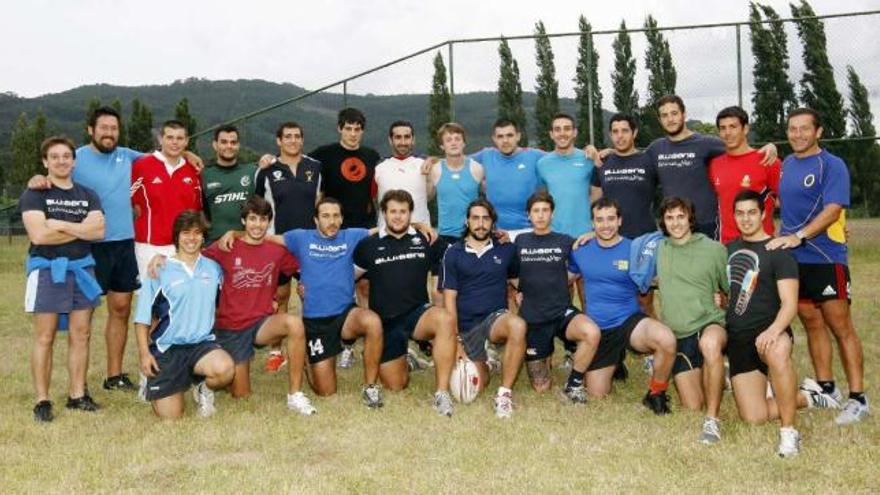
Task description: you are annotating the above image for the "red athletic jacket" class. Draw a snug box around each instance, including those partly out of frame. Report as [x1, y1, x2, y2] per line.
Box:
[131, 152, 202, 245]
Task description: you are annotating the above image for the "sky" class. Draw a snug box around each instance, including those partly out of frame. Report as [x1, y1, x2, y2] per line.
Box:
[2, 0, 878, 122]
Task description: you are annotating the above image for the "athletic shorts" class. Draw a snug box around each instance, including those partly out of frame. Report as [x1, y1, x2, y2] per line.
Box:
[727, 328, 793, 377]
[24, 267, 100, 314]
[303, 305, 356, 364]
[213, 316, 269, 364]
[92, 239, 141, 293]
[381, 303, 431, 363]
[525, 306, 581, 362]
[134, 242, 175, 286]
[798, 263, 851, 304]
[588, 313, 647, 372]
[145, 341, 221, 401]
[673, 333, 704, 375]
[459, 309, 508, 362]
[431, 235, 458, 275]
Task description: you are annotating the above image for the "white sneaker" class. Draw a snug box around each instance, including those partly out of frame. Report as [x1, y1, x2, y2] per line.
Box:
[193, 381, 216, 418]
[799, 378, 841, 409]
[338, 345, 356, 369]
[287, 391, 317, 416]
[137, 372, 148, 403]
[835, 398, 869, 426]
[433, 390, 454, 417]
[699, 416, 721, 444]
[494, 390, 513, 419]
[777, 427, 801, 458]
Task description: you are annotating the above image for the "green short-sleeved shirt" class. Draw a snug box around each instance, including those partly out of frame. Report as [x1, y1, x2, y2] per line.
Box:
[201, 162, 257, 242]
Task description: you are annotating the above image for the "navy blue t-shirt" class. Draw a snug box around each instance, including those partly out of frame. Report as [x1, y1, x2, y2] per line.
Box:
[594, 152, 658, 238]
[440, 240, 519, 332]
[255, 156, 322, 233]
[646, 134, 725, 225]
[515, 231, 574, 323]
[19, 183, 102, 260]
[568, 238, 641, 330]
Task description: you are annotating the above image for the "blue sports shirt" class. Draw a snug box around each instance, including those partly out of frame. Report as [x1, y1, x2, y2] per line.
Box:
[471, 147, 544, 230]
[536, 149, 595, 237]
[568, 238, 641, 330]
[73, 145, 143, 241]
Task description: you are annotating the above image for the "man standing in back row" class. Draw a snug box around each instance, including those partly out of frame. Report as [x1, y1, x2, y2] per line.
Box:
[201, 124, 257, 243]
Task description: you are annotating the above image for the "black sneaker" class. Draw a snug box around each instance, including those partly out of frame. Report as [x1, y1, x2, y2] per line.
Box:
[642, 391, 671, 415]
[33, 400, 54, 423]
[103, 373, 136, 391]
[66, 394, 100, 412]
[613, 361, 629, 382]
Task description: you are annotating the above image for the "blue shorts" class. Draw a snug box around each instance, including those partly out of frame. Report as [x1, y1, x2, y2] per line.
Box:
[24, 267, 99, 314]
[145, 341, 222, 401]
[381, 303, 431, 363]
[92, 239, 141, 293]
[213, 316, 270, 364]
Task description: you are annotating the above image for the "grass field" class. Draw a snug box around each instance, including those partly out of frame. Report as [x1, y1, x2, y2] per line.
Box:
[0, 221, 878, 493]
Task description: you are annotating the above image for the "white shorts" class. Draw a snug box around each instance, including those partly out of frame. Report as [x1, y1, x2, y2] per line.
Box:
[134, 242, 176, 287]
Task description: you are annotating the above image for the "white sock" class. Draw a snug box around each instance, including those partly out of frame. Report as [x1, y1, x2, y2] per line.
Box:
[497, 386, 512, 396]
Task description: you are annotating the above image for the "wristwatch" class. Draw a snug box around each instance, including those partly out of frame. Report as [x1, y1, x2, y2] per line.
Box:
[794, 229, 807, 244]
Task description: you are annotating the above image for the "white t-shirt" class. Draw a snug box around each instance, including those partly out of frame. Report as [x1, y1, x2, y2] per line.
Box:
[374, 155, 430, 229]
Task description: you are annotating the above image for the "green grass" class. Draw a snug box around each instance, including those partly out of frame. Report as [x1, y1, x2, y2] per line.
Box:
[1, 221, 878, 493]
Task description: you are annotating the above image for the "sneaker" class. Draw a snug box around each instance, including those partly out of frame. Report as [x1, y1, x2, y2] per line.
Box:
[643, 356, 655, 375]
[613, 362, 629, 382]
[264, 351, 287, 373]
[642, 391, 671, 415]
[563, 385, 588, 405]
[829, 386, 845, 405]
[338, 345, 356, 369]
[699, 416, 721, 444]
[66, 394, 100, 412]
[558, 351, 573, 371]
[494, 390, 513, 419]
[33, 400, 53, 423]
[799, 378, 841, 409]
[433, 390, 454, 417]
[777, 427, 801, 458]
[287, 391, 317, 416]
[362, 384, 384, 409]
[406, 348, 432, 372]
[193, 381, 216, 418]
[103, 373, 136, 391]
[137, 372, 148, 402]
[835, 398, 869, 426]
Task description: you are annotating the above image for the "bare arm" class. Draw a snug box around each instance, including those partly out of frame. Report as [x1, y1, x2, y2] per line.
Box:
[22, 211, 77, 245]
[590, 185, 603, 203]
[46, 210, 105, 241]
[135, 322, 160, 378]
[443, 288, 460, 336]
[755, 278, 799, 353]
[767, 204, 843, 250]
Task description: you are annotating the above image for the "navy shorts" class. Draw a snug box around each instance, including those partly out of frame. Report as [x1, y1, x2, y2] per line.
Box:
[673, 333, 703, 375]
[145, 341, 222, 401]
[92, 239, 141, 293]
[213, 317, 270, 364]
[381, 303, 431, 363]
[588, 313, 647, 372]
[727, 328, 793, 377]
[525, 306, 581, 362]
[24, 267, 100, 314]
[459, 309, 507, 362]
[303, 305, 356, 364]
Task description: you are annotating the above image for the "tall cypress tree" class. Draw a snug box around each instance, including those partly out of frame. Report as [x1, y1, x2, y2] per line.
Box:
[427, 51, 451, 156]
[790, 0, 846, 140]
[641, 15, 677, 145]
[8, 111, 48, 192]
[846, 65, 879, 214]
[611, 20, 639, 115]
[533, 21, 559, 150]
[111, 98, 128, 147]
[497, 37, 528, 146]
[574, 15, 604, 147]
[83, 98, 101, 144]
[174, 97, 198, 151]
[128, 98, 154, 153]
[749, 3, 798, 142]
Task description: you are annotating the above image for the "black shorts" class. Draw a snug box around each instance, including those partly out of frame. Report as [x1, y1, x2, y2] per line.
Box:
[145, 341, 221, 401]
[798, 263, 851, 304]
[213, 317, 269, 364]
[303, 305, 356, 364]
[460, 309, 507, 362]
[381, 303, 431, 363]
[431, 235, 458, 276]
[525, 307, 581, 362]
[588, 313, 647, 371]
[727, 328, 793, 377]
[91, 239, 141, 293]
[673, 333, 704, 375]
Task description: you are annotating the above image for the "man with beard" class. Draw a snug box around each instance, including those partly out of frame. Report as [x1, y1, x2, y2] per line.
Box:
[440, 199, 526, 418]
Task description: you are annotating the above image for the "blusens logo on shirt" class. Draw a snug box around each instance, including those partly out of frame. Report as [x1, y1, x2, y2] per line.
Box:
[615, 260, 629, 271]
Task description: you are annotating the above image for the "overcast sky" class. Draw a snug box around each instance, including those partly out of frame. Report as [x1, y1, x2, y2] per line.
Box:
[2, 0, 878, 122]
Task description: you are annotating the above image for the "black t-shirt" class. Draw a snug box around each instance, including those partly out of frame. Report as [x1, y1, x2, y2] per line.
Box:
[309, 143, 380, 229]
[353, 229, 439, 320]
[515, 231, 575, 323]
[255, 156, 322, 233]
[726, 238, 799, 336]
[594, 152, 658, 238]
[19, 183, 102, 259]
[646, 134, 725, 225]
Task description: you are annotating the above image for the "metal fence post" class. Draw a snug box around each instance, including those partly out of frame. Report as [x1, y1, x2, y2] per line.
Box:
[448, 41, 455, 121]
[736, 24, 743, 108]
[343, 81, 348, 107]
[586, 28, 595, 146]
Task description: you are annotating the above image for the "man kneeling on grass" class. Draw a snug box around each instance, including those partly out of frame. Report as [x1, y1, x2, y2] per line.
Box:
[149, 197, 316, 415]
[724, 190, 839, 458]
[135, 211, 234, 419]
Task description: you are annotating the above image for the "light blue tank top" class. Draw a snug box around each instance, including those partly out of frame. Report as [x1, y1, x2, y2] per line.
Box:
[437, 158, 480, 236]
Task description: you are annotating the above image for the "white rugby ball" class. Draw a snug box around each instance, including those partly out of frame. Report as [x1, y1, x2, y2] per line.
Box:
[449, 358, 481, 404]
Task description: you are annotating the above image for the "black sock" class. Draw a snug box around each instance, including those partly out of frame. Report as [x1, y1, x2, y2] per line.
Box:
[817, 380, 836, 395]
[849, 392, 867, 405]
[567, 369, 585, 389]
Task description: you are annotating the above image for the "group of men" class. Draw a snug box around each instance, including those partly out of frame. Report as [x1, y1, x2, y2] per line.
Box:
[20, 94, 867, 458]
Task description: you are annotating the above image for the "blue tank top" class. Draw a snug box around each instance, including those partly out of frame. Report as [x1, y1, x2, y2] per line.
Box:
[437, 159, 480, 236]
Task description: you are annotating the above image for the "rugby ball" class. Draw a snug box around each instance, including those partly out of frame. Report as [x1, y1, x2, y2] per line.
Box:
[449, 358, 481, 404]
